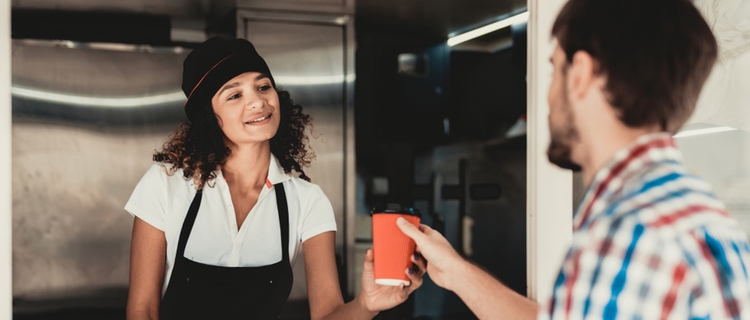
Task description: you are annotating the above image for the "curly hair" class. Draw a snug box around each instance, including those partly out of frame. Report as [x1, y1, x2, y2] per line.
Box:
[154, 89, 315, 189]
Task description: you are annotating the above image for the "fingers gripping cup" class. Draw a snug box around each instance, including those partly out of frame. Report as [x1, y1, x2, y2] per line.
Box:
[371, 204, 421, 286]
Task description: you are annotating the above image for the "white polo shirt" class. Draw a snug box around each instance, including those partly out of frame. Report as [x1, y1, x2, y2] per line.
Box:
[124, 154, 337, 294]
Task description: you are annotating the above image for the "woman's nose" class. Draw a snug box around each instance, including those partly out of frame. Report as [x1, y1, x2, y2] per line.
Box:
[244, 93, 262, 110]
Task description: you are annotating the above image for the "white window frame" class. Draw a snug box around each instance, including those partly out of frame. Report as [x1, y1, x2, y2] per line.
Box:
[1, 0, 12, 317]
[526, 0, 573, 303]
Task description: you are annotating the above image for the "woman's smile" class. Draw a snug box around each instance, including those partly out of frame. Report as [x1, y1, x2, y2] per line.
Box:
[244, 112, 273, 126]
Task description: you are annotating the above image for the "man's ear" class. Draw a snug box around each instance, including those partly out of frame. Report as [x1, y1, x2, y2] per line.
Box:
[567, 50, 597, 100]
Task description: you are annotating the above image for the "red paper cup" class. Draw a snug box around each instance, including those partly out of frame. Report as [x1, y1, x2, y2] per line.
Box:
[371, 204, 421, 286]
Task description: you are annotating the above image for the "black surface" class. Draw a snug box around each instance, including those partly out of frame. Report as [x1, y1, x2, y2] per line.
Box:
[14, 300, 315, 320]
[12, 9, 172, 46]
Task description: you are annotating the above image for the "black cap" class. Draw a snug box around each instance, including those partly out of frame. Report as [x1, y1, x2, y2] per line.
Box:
[182, 36, 275, 122]
[370, 203, 421, 218]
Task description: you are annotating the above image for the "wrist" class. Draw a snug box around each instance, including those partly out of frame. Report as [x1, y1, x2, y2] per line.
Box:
[355, 292, 380, 317]
[443, 256, 470, 291]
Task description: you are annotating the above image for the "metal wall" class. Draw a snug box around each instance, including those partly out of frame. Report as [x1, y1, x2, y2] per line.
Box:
[12, 8, 355, 311]
[12, 39, 189, 305]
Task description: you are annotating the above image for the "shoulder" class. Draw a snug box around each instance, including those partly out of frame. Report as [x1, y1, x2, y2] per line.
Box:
[591, 196, 745, 263]
[617, 159, 704, 200]
[604, 179, 743, 256]
[143, 162, 171, 179]
[587, 162, 745, 253]
[286, 177, 337, 240]
[609, 162, 728, 232]
[125, 163, 195, 229]
[146, 162, 185, 181]
[138, 162, 196, 193]
[286, 177, 334, 218]
[287, 177, 328, 200]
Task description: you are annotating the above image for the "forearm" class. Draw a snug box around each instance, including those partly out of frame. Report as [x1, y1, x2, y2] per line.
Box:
[317, 295, 378, 320]
[450, 260, 538, 320]
[127, 217, 165, 320]
[126, 307, 159, 320]
[126, 289, 161, 320]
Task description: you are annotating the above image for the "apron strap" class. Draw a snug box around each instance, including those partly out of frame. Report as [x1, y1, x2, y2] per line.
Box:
[176, 189, 203, 257]
[273, 183, 290, 262]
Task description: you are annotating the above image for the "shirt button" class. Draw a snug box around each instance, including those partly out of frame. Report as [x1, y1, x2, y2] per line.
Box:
[270, 280, 273, 284]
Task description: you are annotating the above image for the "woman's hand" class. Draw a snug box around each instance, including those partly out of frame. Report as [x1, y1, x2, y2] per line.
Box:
[304, 232, 424, 319]
[356, 249, 425, 313]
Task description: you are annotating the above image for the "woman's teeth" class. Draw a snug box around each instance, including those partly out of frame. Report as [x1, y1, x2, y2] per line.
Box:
[247, 115, 269, 123]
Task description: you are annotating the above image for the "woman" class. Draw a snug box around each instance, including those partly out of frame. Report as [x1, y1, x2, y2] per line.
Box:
[125, 37, 424, 320]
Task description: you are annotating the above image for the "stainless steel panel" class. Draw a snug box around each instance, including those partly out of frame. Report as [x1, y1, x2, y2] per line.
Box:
[240, 12, 356, 299]
[11, 40, 189, 299]
[13, 14, 355, 303]
[343, 13, 357, 300]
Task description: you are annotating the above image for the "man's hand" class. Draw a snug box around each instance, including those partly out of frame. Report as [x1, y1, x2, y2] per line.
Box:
[398, 217, 538, 320]
[396, 217, 465, 291]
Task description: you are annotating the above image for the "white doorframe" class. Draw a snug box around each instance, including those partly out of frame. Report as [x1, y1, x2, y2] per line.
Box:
[526, 0, 573, 303]
[1, 0, 12, 317]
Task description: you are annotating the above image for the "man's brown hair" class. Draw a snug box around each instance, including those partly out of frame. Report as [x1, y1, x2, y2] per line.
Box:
[552, 0, 718, 134]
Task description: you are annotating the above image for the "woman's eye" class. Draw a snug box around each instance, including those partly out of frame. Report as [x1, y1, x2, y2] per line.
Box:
[227, 93, 241, 101]
[259, 85, 272, 92]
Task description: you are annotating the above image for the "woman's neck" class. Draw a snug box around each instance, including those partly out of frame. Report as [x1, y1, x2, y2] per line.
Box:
[221, 141, 271, 192]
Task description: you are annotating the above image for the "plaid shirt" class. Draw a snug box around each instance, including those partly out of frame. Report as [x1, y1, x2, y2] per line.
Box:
[540, 133, 750, 320]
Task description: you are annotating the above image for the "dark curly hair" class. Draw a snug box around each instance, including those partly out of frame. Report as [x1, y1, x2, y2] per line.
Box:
[154, 89, 315, 189]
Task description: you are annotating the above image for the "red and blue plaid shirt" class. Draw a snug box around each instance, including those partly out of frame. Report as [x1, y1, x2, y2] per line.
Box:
[541, 133, 750, 320]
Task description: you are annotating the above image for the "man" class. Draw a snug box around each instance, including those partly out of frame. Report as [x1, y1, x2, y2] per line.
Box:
[397, 0, 750, 319]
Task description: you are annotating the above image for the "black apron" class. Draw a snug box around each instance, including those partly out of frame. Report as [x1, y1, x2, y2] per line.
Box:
[160, 183, 294, 320]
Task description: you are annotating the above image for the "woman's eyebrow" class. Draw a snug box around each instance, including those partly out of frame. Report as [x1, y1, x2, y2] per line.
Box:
[218, 74, 269, 96]
[218, 82, 241, 96]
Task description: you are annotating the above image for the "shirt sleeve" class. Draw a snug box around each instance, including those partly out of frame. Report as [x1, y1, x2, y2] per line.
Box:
[124, 163, 170, 231]
[298, 184, 337, 242]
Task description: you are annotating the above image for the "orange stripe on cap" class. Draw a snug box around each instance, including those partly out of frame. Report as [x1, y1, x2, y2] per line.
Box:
[266, 179, 273, 189]
[184, 53, 237, 106]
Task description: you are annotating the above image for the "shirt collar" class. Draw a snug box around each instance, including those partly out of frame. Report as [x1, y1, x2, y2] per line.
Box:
[267, 153, 292, 187]
[573, 132, 682, 231]
[215, 153, 292, 189]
